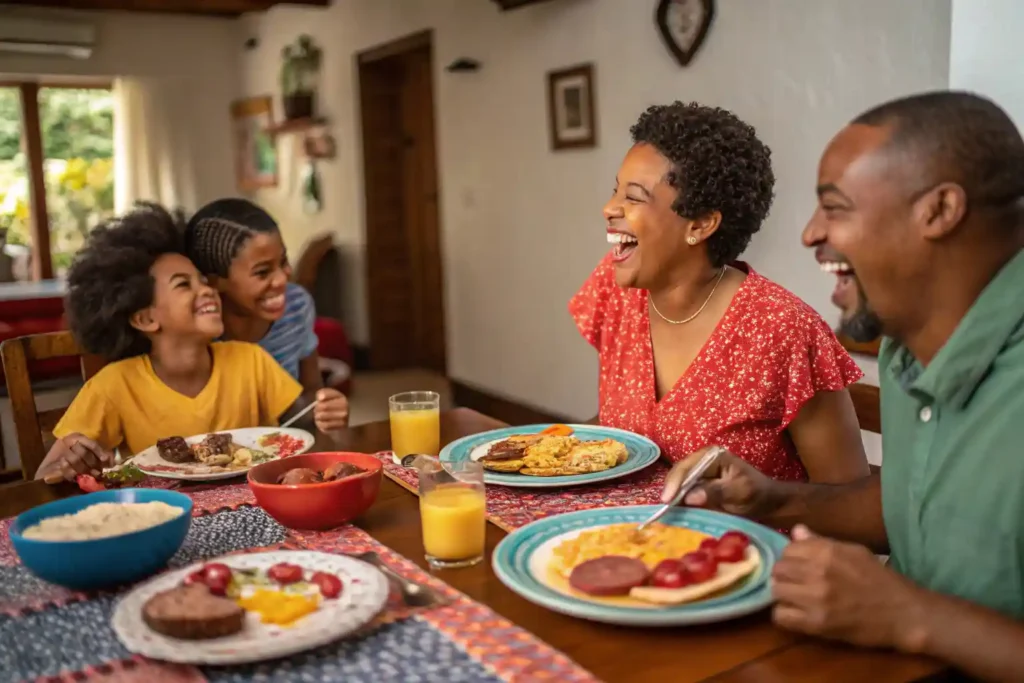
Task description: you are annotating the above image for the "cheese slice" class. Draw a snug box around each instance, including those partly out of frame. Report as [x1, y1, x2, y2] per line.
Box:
[628, 547, 762, 605]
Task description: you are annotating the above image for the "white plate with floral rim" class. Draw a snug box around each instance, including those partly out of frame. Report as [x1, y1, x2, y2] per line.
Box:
[128, 427, 315, 481]
[111, 550, 389, 665]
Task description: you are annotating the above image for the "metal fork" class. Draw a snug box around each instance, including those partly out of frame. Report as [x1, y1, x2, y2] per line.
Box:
[355, 551, 445, 608]
[636, 446, 723, 533]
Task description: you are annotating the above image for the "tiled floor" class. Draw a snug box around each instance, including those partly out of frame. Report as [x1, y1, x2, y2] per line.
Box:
[347, 370, 451, 427]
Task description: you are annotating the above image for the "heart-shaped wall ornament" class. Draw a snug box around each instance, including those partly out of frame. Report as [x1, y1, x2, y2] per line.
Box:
[656, 0, 716, 67]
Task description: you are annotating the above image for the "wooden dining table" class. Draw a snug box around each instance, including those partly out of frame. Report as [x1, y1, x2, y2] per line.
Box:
[1, 408, 947, 682]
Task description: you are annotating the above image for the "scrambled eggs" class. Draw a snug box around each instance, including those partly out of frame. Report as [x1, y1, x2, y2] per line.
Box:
[236, 588, 319, 626]
[551, 523, 709, 578]
[482, 434, 629, 477]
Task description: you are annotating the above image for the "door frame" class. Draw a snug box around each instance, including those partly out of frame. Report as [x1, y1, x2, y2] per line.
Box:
[356, 29, 447, 372]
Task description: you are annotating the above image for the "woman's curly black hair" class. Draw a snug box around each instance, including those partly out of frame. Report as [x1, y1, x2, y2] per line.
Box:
[66, 202, 186, 361]
[185, 198, 279, 278]
[630, 102, 775, 267]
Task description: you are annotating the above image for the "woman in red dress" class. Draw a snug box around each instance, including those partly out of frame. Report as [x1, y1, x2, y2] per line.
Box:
[570, 102, 868, 483]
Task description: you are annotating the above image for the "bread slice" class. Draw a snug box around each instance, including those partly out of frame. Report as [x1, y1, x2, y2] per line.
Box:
[629, 547, 762, 605]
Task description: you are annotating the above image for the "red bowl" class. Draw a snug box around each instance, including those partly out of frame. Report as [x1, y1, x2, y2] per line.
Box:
[247, 452, 383, 530]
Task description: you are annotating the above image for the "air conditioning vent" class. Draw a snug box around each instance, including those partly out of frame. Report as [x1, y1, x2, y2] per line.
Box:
[0, 14, 96, 60]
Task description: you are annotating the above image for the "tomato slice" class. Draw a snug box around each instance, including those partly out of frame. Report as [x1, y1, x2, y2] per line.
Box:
[720, 530, 751, 550]
[267, 562, 304, 585]
[713, 537, 747, 563]
[650, 559, 692, 589]
[311, 571, 343, 599]
[680, 550, 718, 583]
[699, 537, 718, 553]
[539, 424, 574, 437]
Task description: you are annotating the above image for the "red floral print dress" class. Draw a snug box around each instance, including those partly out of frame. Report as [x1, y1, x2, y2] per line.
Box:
[569, 255, 863, 481]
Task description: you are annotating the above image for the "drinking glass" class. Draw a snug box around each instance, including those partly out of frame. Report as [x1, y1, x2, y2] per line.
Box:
[418, 460, 486, 569]
[389, 391, 440, 459]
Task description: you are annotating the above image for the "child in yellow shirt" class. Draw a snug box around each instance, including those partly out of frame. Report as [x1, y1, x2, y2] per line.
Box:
[37, 204, 350, 481]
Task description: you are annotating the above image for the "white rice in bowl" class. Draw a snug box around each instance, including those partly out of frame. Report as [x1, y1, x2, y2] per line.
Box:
[21, 501, 184, 541]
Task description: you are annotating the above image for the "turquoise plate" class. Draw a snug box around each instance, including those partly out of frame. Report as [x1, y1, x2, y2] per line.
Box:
[439, 424, 660, 488]
[492, 506, 789, 626]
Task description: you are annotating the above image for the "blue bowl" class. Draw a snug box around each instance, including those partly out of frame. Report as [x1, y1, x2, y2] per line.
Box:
[9, 488, 193, 590]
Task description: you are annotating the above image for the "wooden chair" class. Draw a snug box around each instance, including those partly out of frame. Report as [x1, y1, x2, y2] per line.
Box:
[0, 331, 105, 480]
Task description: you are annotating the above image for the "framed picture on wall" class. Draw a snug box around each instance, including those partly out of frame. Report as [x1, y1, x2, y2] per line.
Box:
[230, 95, 278, 191]
[546, 63, 597, 151]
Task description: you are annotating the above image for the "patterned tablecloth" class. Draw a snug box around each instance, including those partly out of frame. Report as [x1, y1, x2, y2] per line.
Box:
[374, 452, 670, 532]
[0, 487, 598, 683]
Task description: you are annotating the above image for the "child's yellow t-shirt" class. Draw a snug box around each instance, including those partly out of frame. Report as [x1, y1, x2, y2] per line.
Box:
[53, 341, 304, 455]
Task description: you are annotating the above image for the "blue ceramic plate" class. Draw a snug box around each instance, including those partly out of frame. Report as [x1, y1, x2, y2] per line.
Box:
[439, 424, 660, 488]
[492, 506, 789, 626]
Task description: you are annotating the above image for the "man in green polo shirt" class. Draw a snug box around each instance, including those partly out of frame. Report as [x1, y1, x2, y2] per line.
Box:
[662, 91, 1024, 680]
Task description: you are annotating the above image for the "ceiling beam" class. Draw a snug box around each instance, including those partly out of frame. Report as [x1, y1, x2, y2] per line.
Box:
[0, 0, 329, 18]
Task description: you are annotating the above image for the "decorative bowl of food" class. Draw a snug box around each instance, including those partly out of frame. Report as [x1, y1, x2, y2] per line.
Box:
[247, 452, 382, 530]
[9, 488, 193, 590]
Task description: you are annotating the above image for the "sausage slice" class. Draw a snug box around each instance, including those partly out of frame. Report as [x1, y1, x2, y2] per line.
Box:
[568, 555, 650, 596]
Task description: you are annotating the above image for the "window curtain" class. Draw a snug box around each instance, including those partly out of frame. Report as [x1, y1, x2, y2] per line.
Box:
[112, 77, 197, 214]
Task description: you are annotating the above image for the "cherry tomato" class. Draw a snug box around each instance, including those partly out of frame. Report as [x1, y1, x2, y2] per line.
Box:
[311, 571, 343, 599]
[720, 531, 750, 550]
[267, 562, 304, 585]
[699, 538, 718, 553]
[183, 569, 207, 587]
[713, 537, 747, 563]
[201, 563, 234, 595]
[680, 550, 718, 583]
[76, 474, 105, 493]
[650, 559, 692, 589]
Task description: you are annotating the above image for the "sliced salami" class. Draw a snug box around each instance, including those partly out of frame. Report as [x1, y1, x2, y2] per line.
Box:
[568, 555, 650, 596]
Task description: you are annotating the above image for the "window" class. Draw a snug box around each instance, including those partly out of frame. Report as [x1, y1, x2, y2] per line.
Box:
[0, 82, 114, 281]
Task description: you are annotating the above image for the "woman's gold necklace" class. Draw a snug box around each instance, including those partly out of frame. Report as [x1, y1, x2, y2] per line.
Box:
[649, 267, 727, 325]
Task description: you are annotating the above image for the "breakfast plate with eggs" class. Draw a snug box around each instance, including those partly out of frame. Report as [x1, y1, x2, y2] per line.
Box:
[129, 427, 315, 481]
[492, 506, 788, 626]
[440, 424, 660, 488]
[111, 550, 389, 665]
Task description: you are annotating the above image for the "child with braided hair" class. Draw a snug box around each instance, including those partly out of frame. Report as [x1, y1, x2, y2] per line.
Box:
[184, 199, 343, 413]
[36, 203, 350, 482]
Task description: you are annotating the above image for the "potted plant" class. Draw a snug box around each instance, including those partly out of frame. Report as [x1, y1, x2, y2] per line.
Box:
[280, 35, 322, 120]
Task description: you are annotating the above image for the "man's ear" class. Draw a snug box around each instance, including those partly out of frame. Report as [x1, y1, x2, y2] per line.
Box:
[130, 307, 159, 334]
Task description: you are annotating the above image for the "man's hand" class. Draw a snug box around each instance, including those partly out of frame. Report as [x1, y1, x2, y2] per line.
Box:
[37, 434, 115, 482]
[661, 447, 783, 520]
[313, 388, 350, 432]
[771, 525, 926, 652]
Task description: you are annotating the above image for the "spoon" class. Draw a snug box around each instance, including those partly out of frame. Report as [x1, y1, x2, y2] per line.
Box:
[635, 446, 723, 533]
[401, 454, 457, 484]
[355, 551, 444, 608]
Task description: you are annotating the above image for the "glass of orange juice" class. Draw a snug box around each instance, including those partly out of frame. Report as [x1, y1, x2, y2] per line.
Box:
[419, 460, 486, 569]
[389, 391, 441, 459]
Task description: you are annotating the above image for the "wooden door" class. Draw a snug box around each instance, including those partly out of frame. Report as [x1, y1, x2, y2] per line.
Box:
[359, 33, 447, 372]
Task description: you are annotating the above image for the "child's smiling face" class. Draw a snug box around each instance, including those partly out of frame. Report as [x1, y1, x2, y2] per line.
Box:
[133, 253, 224, 341]
[217, 231, 292, 322]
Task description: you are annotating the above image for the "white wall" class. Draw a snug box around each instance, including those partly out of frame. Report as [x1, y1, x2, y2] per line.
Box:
[950, 0, 1024, 129]
[0, 8, 241, 207]
[241, 0, 948, 457]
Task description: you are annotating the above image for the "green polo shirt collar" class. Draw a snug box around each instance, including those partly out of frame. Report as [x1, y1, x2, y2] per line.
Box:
[886, 248, 1024, 408]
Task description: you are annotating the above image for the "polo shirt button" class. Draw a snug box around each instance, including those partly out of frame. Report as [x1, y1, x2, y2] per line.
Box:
[919, 406, 933, 423]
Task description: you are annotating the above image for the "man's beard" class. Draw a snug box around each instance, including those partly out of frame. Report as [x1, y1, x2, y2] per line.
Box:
[838, 276, 883, 343]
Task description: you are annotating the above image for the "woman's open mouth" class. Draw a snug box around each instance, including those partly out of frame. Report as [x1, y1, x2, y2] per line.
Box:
[607, 231, 638, 263]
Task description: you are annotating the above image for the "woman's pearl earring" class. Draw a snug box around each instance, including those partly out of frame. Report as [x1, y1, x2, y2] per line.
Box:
[687, 236, 698, 245]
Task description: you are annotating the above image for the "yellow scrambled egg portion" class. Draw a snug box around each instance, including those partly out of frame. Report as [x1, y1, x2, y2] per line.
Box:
[236, 589, 320, 626]
[551, 523, 710, 577]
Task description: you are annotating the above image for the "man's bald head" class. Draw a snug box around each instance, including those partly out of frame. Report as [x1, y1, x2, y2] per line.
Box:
[853, 91, 1024, 223]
